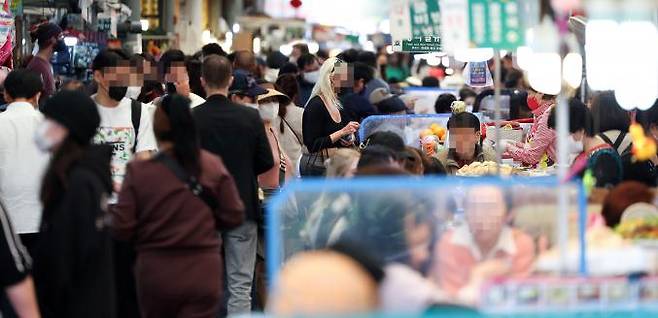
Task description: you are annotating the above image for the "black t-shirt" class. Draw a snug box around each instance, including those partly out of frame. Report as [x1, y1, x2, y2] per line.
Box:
[302, 95, 351, 152]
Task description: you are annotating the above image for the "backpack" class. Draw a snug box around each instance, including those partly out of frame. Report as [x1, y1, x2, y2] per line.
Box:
[599, 132, 657, 185]
[130, 99, 141, 154]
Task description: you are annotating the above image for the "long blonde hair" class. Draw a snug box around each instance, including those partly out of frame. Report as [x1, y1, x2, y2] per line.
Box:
[305, 56, 343, 110]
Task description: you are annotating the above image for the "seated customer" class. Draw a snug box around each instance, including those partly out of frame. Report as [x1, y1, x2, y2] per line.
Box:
[437, 109, 495, 174]
[547, 98, 623, 188]
[432, 186, 535, 301]
[369, 88, 408, 115]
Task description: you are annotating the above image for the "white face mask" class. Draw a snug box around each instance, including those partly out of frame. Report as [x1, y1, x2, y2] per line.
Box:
[303, 70, 320, 83]
[569, 135, 584, 154]
[125, 86, 142, 100]
[258, 102, 279, 122]
[34, 121, 56, 152]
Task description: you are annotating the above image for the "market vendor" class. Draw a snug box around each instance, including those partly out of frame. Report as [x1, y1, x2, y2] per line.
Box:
[503, 89, 557, 166]
[437, 107, 496, 174]
[431, 186, 535, 301]
[548, 98, 623, 188]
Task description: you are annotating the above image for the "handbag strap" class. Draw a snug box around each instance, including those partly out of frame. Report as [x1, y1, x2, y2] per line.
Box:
[154, 152, 218, 211]
[281, 116, 303, 146]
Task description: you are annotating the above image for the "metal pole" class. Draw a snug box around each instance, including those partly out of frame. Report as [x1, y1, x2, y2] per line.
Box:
[556, 91, 570, 273]
[493, 49, 503, 172]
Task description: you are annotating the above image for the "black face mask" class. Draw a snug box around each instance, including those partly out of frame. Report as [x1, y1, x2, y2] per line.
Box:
[55, 39, 67, 53]
[108, 86, 127, 101]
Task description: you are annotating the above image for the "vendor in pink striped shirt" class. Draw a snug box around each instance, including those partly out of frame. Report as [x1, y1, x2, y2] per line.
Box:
[504, 91, 557, 166]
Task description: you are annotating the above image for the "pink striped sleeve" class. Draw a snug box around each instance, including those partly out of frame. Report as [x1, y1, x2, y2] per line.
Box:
[505, 113, 556, 165]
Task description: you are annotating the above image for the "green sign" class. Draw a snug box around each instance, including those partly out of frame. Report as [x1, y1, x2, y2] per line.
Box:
[393, 0, 442, 52]
[10, 0, 22, 16]
[393, 35, 441, 53]
[468, 0, 523, 49]
[409, 0, 441, 38]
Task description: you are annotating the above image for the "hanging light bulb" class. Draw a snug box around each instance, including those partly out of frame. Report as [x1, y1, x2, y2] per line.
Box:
[562, 53, 583, 89]
[528, 53, 561, 95]
[614, 21, 658, 110]
[585, 19, 619, 90]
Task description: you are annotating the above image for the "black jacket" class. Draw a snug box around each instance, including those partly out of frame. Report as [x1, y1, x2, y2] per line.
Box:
[339, 87, 377, 123]
[193, 95, 274, 220]
[33, 145, 115, 318]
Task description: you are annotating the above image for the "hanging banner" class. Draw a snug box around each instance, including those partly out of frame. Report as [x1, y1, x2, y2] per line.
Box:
[468, 0, 524, 49]
[439, 0, 469, 54]
[391, 0, 442, 53]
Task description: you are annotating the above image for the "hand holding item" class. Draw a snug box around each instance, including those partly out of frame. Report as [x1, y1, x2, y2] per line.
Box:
[341, 121, 360, 136]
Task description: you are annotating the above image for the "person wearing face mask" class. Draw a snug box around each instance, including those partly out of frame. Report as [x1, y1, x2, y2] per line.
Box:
[297, 53, 320, 107]
[503, 89, 557, 166]
[31, 90, 116, 318]
[548, 98, 623, 188]
[228, 71, 268, 107]
[91, 50, 157, 194]
[158, 50, 206, 108]
[0, 70, 48, 261]
[256, 89, 294, 195]
[26, 22, 66, 100]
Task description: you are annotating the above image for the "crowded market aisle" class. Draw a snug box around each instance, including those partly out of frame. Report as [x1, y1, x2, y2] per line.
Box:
[0, 0, 657, 317]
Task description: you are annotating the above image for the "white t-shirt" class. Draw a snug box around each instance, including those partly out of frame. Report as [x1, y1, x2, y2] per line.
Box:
[0, 102, 49, 233]
[93, 97, 157, 191]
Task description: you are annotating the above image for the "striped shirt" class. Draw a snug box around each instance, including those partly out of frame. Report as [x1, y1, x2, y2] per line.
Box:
[505, 102, 556, 165]
[0, 199, 31, 287]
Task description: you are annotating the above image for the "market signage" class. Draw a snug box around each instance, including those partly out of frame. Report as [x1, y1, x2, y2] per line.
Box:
[391, 0, 442, 53]
[468, 0, 524, 49]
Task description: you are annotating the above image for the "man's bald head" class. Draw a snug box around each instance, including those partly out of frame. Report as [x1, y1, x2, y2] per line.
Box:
[202, 55, 233, 89]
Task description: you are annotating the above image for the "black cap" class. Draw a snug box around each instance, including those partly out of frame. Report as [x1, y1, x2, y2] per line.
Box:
[33, 22, 62, 45]
[229, 70, 267, 97]
[375, 96, 407, 114]
[41, 90, 100, 145]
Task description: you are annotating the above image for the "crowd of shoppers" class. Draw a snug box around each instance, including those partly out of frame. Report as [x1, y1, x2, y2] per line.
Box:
[0, 23, 657, 317]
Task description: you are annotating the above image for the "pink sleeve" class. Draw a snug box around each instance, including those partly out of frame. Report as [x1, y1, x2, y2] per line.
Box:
[505, 114, 556, 165]
[511, 230, 536, 278]
[432, 232, 473, 296]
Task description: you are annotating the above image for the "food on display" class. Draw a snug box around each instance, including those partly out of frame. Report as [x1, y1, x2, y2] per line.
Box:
[420, 135, 441, 156]
[420, 123, 447, 142]
[456, 161, 514, 176]
[616, 217, 658, 240]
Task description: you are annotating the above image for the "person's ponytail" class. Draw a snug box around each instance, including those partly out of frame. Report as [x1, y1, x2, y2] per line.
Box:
[158, 94, 202, 177]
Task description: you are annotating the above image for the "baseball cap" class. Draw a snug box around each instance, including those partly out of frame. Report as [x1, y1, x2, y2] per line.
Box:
[370, 88, 407, 114]
[229, 69, 267, 97]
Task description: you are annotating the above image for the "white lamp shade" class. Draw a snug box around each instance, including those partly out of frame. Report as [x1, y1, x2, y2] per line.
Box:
[562, 53, 583, 89]
[585, 20, 620, 90]
[528, 53, 561, 95]
[516, 46, 533, 71]
[614, 21, 658, 110]
[454, 48, 494, 63]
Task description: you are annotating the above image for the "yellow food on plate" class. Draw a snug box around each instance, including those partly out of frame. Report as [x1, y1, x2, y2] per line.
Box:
[456, 161, 514, 176]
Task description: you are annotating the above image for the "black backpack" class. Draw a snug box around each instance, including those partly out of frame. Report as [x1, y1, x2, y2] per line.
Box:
[130, 99, 141, 154]
[599, 132, 657, 186]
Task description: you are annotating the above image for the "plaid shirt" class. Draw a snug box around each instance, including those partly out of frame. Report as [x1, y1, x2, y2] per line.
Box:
[505, 102, 556, 165]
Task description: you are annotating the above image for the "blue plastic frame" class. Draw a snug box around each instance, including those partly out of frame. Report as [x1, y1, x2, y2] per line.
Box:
[358, 113, 484, 141]
[265, 176, 588, 291]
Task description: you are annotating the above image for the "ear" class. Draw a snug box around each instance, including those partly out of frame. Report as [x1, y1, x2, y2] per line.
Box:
[93, 70, 103, 83]
[33, 92, 41, 105]
[200, 77, 206, 88]
[228, 76, 234, 88]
